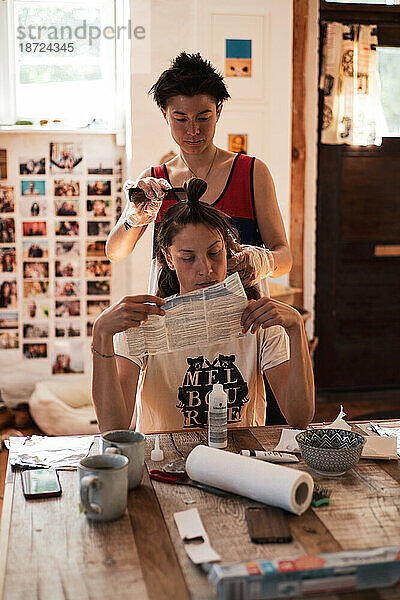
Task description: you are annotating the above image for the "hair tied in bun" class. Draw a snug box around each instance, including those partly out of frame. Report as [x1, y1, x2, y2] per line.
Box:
[183, 178, 207, 206]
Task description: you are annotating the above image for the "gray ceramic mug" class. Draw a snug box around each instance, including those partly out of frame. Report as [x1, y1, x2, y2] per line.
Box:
[78, 453, 129, 522]
[101, 430, 145, 490]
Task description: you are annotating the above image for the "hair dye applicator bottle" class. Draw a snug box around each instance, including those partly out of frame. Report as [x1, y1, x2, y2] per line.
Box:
[208, 384, 227, 449]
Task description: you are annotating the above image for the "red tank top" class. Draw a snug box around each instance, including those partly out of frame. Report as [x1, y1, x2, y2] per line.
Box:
[151, 153, 263, 247]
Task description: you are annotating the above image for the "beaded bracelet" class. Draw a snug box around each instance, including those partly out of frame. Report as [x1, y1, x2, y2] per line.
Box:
[91, 343, 115, 358]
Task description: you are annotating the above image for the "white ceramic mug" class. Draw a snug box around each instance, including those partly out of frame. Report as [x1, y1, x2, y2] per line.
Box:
[78, 453, 128, 522]
[101, 430, 145, 490]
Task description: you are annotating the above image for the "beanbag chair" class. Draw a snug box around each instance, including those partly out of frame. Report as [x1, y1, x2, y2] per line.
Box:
[29, 377, 99, 435]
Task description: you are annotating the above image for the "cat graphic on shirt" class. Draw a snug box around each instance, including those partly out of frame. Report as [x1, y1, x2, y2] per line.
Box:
[177, 353, 249, 428]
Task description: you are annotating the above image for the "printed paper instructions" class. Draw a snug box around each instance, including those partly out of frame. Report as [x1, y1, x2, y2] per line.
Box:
[124, 273, 248, 357]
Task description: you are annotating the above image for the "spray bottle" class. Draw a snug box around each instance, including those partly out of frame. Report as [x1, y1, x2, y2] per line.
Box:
[208, 383, 227, 449]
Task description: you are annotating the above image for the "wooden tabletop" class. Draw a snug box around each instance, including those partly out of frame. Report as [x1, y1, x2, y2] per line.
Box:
[0, 423, 399, 600]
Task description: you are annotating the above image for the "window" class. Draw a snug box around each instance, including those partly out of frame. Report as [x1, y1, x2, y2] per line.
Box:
[377, 47, 400, 135]
[2, 0, 121, 129]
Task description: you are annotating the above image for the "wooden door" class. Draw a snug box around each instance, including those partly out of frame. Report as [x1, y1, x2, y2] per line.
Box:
[315, 140, 400, 390]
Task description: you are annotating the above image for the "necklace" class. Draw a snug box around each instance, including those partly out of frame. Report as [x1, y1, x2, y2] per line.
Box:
[180, 147, 218, 182]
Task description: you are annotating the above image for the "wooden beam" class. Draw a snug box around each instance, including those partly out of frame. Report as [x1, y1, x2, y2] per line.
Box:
[290, 0, 309, 305]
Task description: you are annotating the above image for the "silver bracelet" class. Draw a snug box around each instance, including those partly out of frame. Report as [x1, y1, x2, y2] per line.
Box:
[91, 343, 115, 358]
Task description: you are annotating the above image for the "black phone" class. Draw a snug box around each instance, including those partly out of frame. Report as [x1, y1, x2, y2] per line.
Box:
[245, 505, 292, 543]
[21, 468, 62, 499]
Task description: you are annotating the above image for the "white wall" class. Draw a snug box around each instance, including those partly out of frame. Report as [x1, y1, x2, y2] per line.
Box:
[125, 0, 293, 294]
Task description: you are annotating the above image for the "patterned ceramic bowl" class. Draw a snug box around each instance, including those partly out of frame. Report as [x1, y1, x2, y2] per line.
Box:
[295, 429, 366, 477]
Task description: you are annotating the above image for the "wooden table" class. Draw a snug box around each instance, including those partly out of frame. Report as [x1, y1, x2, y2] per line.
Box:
[0, 424, 399, 600]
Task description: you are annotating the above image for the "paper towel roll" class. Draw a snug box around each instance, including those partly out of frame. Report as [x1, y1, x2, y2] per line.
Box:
[186, 445, 313, 515]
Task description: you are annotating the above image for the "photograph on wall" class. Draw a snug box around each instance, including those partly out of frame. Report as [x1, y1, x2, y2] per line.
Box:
[86, 240, 106, 257]
[55, 220, 79, 236]
[87, 160, 113, 175]
[86, 260, 111, 278]
[23, 343, 47, 359]
[55, 240, 80, 259]
[55, 280, 81, 297]
[54, 198, 80, 217]
[22, 298, 49, 319]
[0, 279, 17, 308]
[19, 157, 46, 175]
[87, 221, 111, 237]
[87, 280, 110, 296]
[0, 218, 15, 243]
[0, 329, 18, 349]
[87, 180, 111, 196]
[51, 340, 84, 374]
[21, 181, 45, 196]
[0, 150, 7, 180]
[22, 221, 47, 237]
[55, 260, 80, 278]
[0, 186, 14, 213]
[225, 39, 252, 77]
[23, 281, 49, 298]
[0, 311, 18, 328]
[20, 198, 47, 218]
[228, 134, 247, 154]
[86, 198, 111, 217]
[87, 299, 110, 317]
[22, 240, 48, 259]
[23, 262, 49, 279]
[50, 142, 83, 174]
[55, 300, 81, 318]
[0, 248, 16, 273]
[54, 179, 80, 197]
[23, 322, 49, 339]
[55, 320, 81, 338]
[115, 196, 122, 223]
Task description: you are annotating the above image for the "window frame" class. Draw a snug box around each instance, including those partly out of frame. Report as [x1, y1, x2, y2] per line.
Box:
[0, 0, 128, 134]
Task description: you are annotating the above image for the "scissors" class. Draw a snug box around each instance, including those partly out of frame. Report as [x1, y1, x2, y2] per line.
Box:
[149, 469, 237, 499]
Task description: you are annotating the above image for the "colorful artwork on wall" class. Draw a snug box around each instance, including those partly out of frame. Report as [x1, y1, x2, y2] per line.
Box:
[225, 39, 252, 78]
[228, 134, 247, 154]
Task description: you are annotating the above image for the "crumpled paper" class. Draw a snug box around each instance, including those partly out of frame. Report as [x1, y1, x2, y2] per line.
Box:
[5, 435, 95, 469]
[322, 405, 351, 431]
[274, 407, 398, 460]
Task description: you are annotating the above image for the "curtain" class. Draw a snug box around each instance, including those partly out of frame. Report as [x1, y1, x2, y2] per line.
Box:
[320, 22, 384, 146]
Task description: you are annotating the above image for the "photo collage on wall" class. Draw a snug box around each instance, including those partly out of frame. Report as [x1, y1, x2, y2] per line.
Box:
[0, 141, 124, 375]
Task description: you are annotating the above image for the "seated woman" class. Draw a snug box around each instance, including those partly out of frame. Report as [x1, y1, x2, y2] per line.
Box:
[92, 179, 314, 433]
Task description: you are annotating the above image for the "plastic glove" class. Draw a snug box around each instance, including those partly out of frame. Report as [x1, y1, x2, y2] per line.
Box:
[228, 244, 275, 287]
[122, 178, 170, 228]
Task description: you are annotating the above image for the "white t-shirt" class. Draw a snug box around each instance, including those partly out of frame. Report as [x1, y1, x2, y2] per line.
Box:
[113, 325, 289, 434]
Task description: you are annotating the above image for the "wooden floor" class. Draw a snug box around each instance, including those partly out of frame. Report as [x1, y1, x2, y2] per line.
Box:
[1, 389, 399, 524]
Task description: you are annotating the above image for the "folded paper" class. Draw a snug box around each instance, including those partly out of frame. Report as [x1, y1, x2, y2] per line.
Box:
[174, 508, 221, 565]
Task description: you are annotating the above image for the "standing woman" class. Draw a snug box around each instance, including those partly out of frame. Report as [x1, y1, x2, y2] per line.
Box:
[106, 52, 292, 294]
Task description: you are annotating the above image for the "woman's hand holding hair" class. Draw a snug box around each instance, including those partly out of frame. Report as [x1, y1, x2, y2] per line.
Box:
[241, 297, 302, 335]
[122, 177, 171, 228]
[228, 244, 275, 287]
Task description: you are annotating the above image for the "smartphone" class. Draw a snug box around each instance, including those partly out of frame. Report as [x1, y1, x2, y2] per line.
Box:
[21, 468, 62, 499]
[245, 505, 292, 543]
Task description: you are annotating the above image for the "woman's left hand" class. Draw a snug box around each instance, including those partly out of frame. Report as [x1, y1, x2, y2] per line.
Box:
[228, 243, 275, 287]
[241, 297, 302, 334]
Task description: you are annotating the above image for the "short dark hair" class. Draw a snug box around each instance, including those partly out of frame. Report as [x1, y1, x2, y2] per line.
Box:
[149, 52, 230, 110]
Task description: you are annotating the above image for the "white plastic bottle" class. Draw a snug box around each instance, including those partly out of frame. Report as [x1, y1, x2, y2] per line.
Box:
[208, 383, 227, 449]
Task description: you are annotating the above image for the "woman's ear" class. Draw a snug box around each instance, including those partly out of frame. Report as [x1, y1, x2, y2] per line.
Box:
[162, 248, 175, 270]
